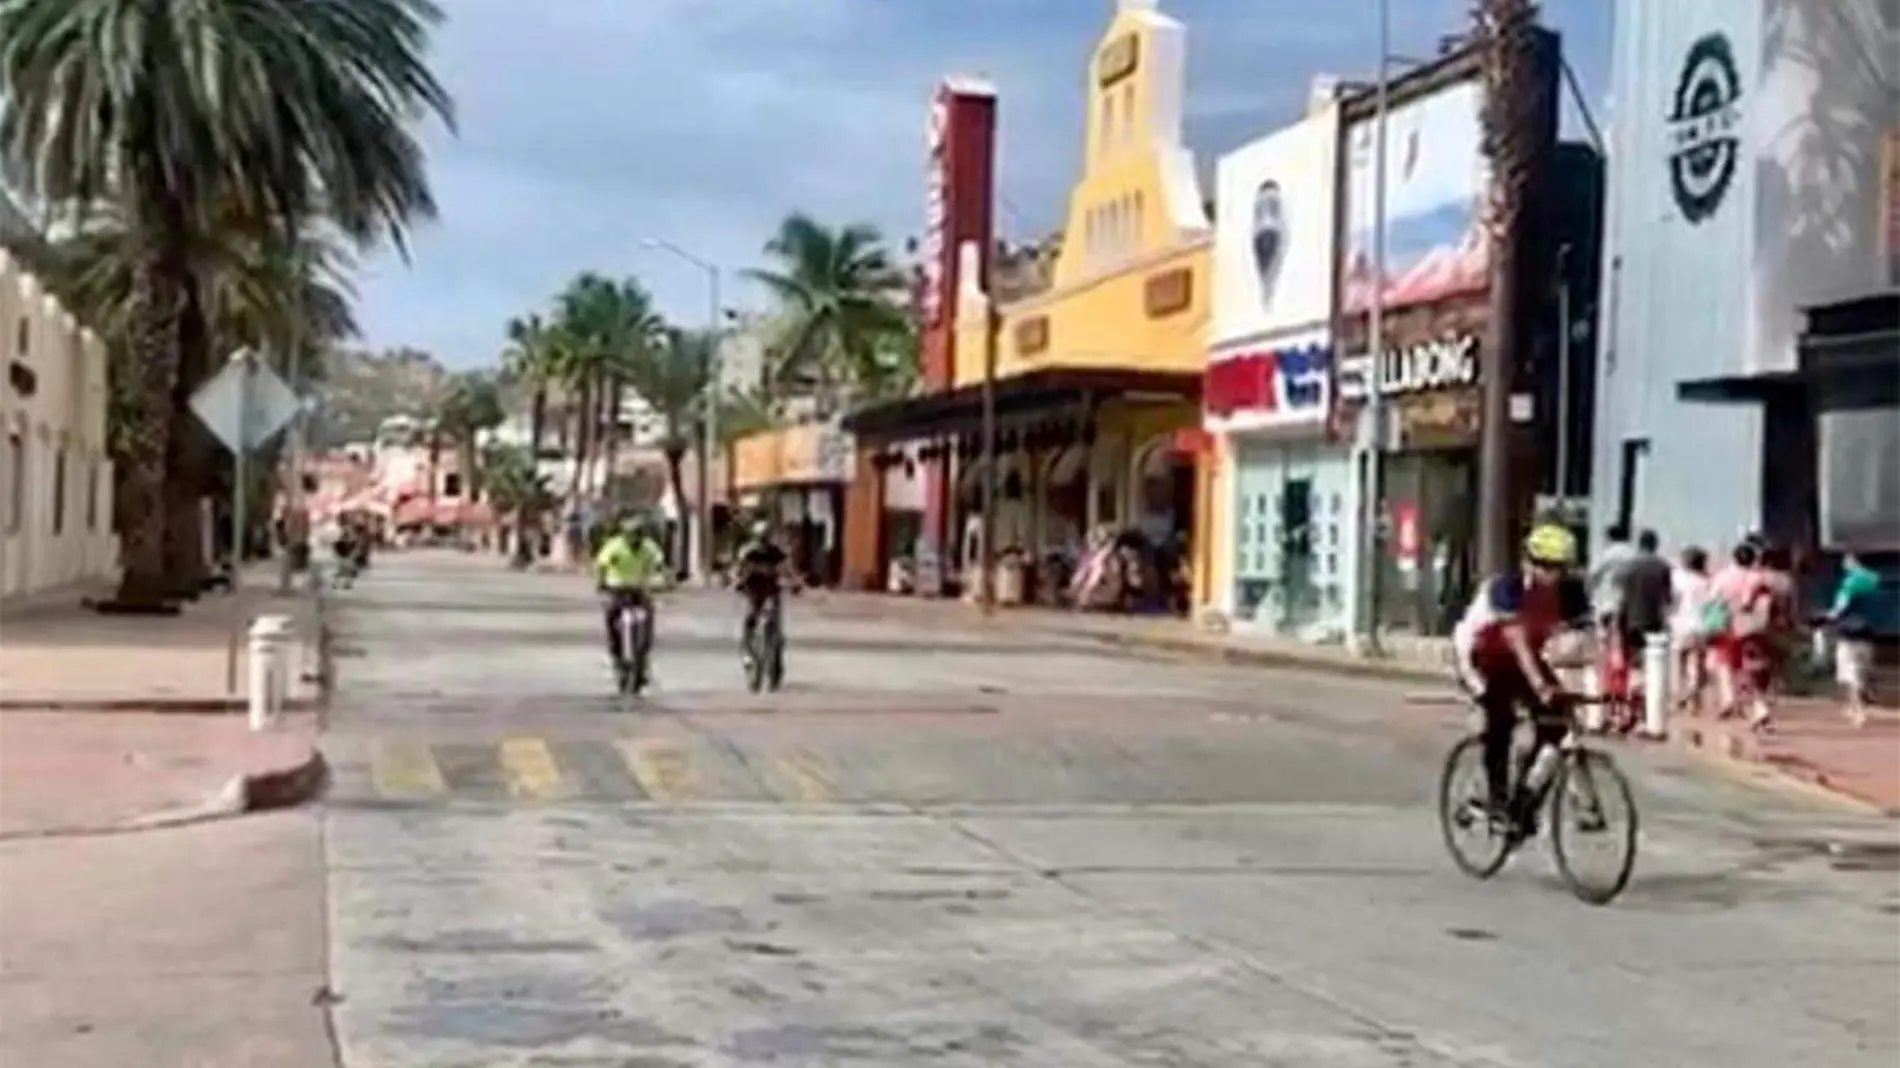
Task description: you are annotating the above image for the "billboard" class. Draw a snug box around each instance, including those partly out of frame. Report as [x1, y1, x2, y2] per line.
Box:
[1210, 106, 1339, 347]
[919, 78, 997, 391]
[1340, 79, 1490, 316]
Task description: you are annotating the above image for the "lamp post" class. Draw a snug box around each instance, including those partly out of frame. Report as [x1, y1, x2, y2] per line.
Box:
[640, 238, 721, 585]
[1354, 0, 1393, 655]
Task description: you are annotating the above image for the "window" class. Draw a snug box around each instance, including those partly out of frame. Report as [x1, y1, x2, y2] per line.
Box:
[1120, 85, 1136, 147]
[1132, 192, 1145, 247]
[5, 431, 22, 534]
[13, 317, 26, 358]
[86, 458, 98, 531]
[442, 471, 462, 498]
[51, 446, 65, 534]
[1100, 94, 1116, 157]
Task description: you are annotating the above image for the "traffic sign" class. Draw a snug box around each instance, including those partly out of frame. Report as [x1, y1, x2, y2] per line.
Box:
[189, 350, 302, 454]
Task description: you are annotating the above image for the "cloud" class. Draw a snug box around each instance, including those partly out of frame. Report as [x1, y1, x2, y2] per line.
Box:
[355, 0, 1610, 366]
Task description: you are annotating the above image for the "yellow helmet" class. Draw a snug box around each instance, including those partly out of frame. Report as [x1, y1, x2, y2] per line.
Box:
[1524, 522, 1578, 567]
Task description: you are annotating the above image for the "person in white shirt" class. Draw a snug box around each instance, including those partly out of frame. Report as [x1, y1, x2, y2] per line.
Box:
[1669, 545, 1714, 710]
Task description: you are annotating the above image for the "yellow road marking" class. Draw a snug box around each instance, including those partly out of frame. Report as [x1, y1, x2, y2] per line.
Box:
[498, 736, 569, 801]
[615, 738, 695, 802]
[370, 739, 447, 799]
[775, 748, 834, 804]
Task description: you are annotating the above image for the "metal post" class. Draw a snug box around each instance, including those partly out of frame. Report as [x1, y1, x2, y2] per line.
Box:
[1355, 0, 1393, 654]
[699, 265, 721, 585]
[1553, 244, 1572, 502]
[1641, 631, 1670, 738]
[978, 299, 998, 613]
[278, 313, 305, 594]
[225, 352, 254, 696]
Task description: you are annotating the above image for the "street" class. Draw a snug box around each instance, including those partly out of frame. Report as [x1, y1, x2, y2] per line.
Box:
[320, 552, 1899, 1068]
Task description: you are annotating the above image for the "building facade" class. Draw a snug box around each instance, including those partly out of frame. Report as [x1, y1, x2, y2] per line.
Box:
[1591, 0, 1899, 557]
[0, 246, 118, 605]
[845, 0, 1211, 607]
[1199, 80, 1358, 637]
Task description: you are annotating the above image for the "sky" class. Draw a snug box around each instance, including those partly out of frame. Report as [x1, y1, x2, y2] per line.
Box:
[353, 0, 1614, 368]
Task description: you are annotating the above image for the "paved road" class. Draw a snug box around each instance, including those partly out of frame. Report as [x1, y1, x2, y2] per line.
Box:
[320, 552, 1899, 1068]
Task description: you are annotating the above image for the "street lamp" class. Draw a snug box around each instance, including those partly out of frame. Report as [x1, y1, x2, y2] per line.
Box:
[639, 237, 721, 586]
[1354, 0, 1394, 656]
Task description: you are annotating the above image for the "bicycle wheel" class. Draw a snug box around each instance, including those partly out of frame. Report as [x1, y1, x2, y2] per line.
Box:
[1550, 748, 1638, 905]
[744, 628, 766, 693]
[1438, 735, 1512, 880]
[765, 623, 785, 692]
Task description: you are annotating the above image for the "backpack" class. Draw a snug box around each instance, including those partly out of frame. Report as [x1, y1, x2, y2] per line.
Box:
[1700, 597, 1731, 636]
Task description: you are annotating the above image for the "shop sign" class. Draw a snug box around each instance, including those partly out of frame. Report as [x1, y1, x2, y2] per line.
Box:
[1099, 35, 1139, 87]
[1015, 315, 1050, 356]
[1203, 345, 1331, 421]
[922, 95, 950, 326]
[1337, 334, 1478, 401]
[1145, 267, 1193, 318]
[1666, 32, 1744, 225]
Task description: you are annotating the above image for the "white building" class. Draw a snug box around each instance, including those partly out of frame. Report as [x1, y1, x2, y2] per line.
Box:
[0, 245, 118, 605]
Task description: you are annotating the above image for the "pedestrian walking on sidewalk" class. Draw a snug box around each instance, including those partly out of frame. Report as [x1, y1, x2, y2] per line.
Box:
[1822, 552, 1882, 728]
[1670, 546, 1716, 711]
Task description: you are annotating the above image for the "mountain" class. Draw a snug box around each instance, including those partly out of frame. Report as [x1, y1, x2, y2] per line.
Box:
[310, 346, 451, 449]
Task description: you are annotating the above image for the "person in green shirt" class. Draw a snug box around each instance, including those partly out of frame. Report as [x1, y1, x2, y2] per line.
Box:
[594, 515, 670, 679]
[1823, 552, 1883, 726]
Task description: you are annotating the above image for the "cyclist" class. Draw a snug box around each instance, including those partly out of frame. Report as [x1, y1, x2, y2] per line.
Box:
[733, 520, 795, 667]
[594, 514, 670, 681]
[1452, 522, 1592, 832]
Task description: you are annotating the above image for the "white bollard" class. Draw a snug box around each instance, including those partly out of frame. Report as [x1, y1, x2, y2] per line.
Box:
[1580, 632, 1606, 733]
[1641, 630, 1671, 739]
[248, 614, 294, 731]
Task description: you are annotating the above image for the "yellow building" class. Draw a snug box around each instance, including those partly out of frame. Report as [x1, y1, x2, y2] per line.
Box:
[0, 245, 118, 607]
[846, 0, 1213, 607]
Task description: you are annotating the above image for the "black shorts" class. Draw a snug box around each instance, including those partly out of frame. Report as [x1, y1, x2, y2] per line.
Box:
[741, 579, 780, 607]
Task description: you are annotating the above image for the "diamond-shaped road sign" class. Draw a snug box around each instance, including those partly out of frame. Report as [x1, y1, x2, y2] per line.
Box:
[189, 350, 303, 454]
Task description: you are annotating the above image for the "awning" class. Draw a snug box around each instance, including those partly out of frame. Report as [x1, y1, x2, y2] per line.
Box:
[1675, 371, 1802, 404]
[842, 367, 1201, 441]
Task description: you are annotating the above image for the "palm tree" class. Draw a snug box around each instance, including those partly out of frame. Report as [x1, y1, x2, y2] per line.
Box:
[552, 273, 661, 507]
[436, 371, 505, 506]
[0, 0, 454, 610]
[746, 214, 911, 415]
[502, 313, 560, 563]
[619, 328, 714, 566]
[1472, 0, 1542, 574]
[46, 207, 360, 588]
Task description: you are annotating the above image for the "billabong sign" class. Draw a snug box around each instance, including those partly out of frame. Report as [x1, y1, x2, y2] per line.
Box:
[1338, 334, 1479, 401]
[1667, 33, 1743, 224]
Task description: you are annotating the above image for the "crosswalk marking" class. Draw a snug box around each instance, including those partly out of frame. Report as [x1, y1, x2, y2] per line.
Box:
[774, 748, 835, 804]
[369, 739, 447, 799]
[498, 736, 569, 801]
[615, 738, 696, 802]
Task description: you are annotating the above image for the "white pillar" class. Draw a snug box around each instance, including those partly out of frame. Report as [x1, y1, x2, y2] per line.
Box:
[1580, 630, 1607, 733]
[1641, 631, 1671, 739]
[248, 614, 293, 731]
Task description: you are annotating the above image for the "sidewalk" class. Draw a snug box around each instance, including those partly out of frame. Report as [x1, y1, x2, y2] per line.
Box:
[0, 573, 325, 711]
[0, 711, 333, 1066]
[805, 590, 1900, 814]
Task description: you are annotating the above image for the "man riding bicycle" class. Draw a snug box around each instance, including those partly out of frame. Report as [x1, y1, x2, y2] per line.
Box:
[733, 520, 795, 667]
[1452, 522, 1592, 832]
[594, 514, 669, 678]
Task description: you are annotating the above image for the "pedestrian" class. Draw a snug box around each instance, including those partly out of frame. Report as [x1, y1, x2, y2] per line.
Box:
[1821, 551, 1882, 728]
[1587, 525, 1636, 719]
[1614, 529, 1674, 728]
[1669, 546, 1715, 712]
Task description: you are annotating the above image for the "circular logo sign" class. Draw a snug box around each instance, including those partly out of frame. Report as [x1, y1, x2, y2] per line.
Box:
[1667, 33, 1744, 224]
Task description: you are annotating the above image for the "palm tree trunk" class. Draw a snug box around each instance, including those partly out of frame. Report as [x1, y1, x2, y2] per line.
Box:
[160, 288, 214, 594]
[602, 377, 623, 504]
[513, 385, 547, 565]
[1474, 0, 1540, 575]
[664, 446, 689, 571]
[106, 251, 188, 612]
[566, 377, 593, 506]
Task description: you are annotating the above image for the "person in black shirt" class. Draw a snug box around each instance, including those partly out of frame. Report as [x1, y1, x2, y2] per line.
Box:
[734, 521, 795, 661]
[1618, 529, 1676, 655]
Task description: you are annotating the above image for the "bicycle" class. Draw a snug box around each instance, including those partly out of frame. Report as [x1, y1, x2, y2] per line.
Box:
[606, 593, 652, 697]
[1435, 688, 1640, 906]
[743, 596, 785, 694]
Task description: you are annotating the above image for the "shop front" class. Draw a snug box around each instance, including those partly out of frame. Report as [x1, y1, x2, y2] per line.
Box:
[730, 420, 853, 586]
[844, 0, 1213, 611]
[1199, 80, 1358, 637]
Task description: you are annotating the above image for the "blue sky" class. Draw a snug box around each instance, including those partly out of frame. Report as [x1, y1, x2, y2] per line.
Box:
[354, 0, 1613, 367]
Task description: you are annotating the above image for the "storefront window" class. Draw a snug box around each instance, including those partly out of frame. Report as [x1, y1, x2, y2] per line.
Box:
[1230, 444, 1352, 634]
[1820, 408, 1900, 551]
[1374, 449, 1477, 636]
[4, 431, 22, 535]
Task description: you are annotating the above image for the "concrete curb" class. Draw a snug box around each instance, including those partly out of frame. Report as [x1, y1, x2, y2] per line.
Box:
[0, 747, 330, 842]
[1065, 627, 1453, 686]
[0, 696, 325, 714]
